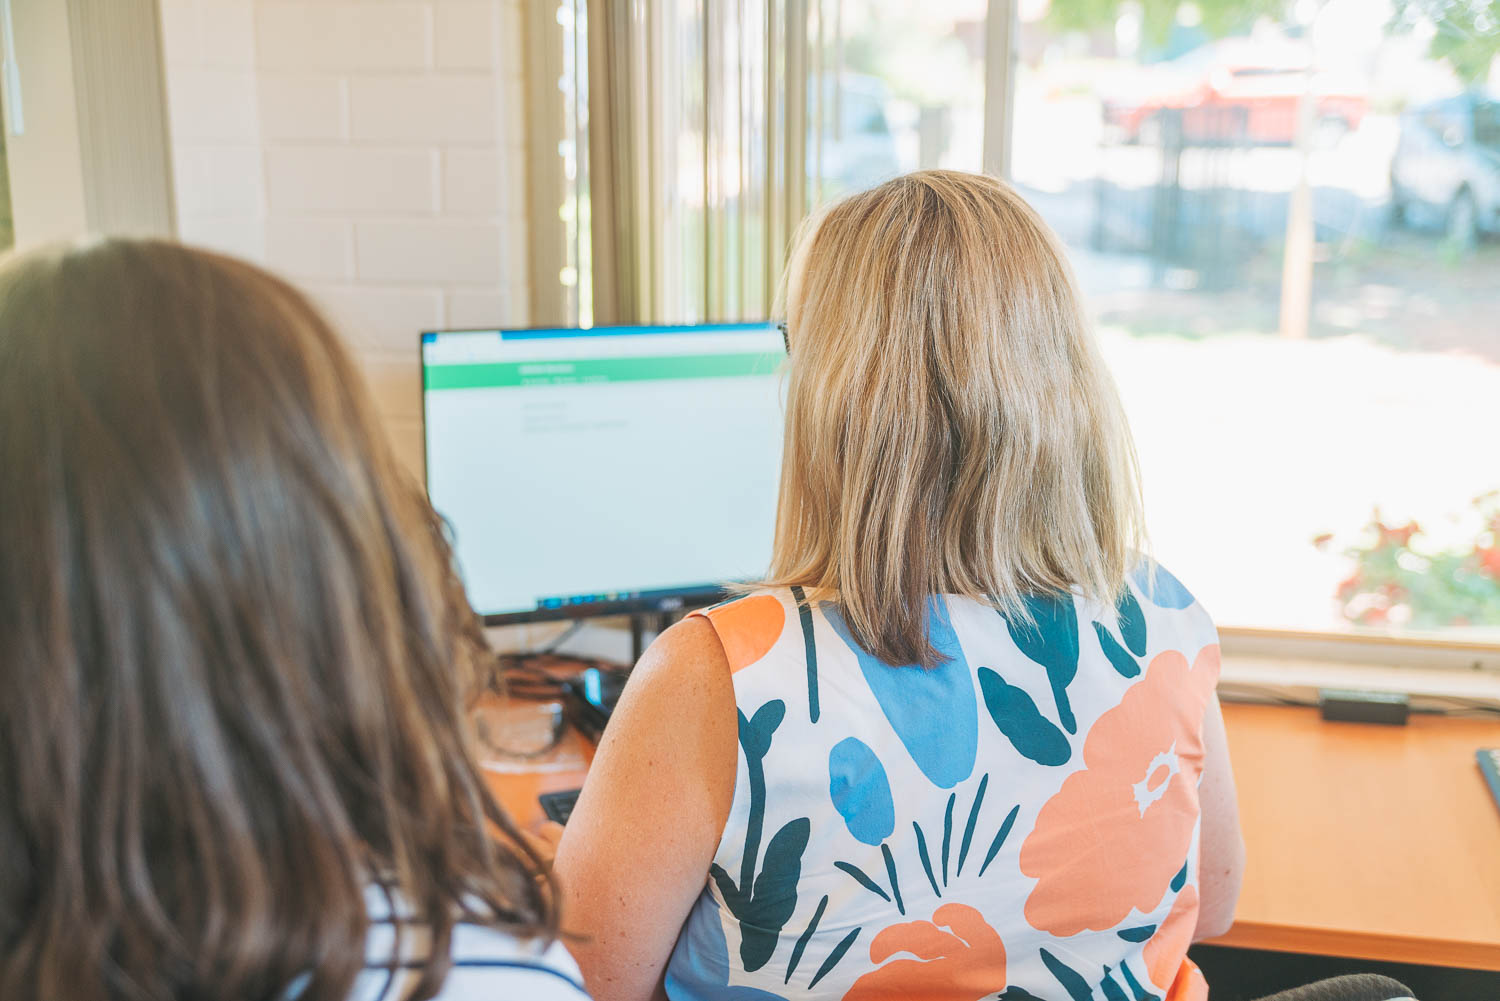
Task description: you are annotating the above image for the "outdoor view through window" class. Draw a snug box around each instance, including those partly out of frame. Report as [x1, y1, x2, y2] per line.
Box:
[828, 0, 1500, 639]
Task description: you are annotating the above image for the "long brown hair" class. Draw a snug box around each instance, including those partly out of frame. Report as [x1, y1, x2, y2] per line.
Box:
[0, 239, 554, 1000]
[767, 171, 1145, 667]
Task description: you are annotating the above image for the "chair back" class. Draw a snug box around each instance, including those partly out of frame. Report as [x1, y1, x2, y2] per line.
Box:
[1252, 974, 1416, 1001]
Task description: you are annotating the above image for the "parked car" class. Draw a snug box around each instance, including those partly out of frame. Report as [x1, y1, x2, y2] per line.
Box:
[1390, 92, 1500, 247]
[1101, 38, 1368, 147]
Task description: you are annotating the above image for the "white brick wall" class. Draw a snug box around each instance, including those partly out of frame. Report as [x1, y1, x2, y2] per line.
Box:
[159, 0, 533, 478]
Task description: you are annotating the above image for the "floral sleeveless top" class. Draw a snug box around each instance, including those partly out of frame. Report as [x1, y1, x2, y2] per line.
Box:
[665, 563, 1220, 1001]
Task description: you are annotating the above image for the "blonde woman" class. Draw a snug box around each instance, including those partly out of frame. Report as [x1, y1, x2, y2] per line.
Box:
[554, 171, 1244, 1001]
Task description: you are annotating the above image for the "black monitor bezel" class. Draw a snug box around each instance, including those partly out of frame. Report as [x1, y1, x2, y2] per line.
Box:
[418, 321, 781, 626]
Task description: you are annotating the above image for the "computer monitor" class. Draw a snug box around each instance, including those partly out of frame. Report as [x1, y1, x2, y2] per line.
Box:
[421, 322, 786, 623]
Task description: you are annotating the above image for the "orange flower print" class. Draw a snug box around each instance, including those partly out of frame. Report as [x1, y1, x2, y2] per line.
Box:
[842, 904, 1007, 1001]
[703, 594, 786, 673]
[1145, 884, 1208, 1001]
[1019, 645, 1221, 937]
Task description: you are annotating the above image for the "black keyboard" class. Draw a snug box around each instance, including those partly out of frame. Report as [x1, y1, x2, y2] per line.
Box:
[539, 788, 582, 825]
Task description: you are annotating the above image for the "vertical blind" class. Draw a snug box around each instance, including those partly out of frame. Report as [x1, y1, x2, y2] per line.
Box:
[527, 0, 1010, 327]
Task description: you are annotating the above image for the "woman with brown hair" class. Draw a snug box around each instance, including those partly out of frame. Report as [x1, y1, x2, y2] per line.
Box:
[0, 238, 588, 1001]
[554, 171, 1245, 1001]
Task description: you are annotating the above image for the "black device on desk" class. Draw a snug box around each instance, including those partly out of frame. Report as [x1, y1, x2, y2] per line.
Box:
[540, 788, 582, 825]
[533, 667, 624, 823]
[563, 665, 623, 742]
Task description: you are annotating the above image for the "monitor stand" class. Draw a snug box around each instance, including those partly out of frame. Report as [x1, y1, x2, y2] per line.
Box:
[630, 612, 676, 665]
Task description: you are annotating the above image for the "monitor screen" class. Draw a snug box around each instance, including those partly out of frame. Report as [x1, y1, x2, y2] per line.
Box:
[421, 322, 786, 622]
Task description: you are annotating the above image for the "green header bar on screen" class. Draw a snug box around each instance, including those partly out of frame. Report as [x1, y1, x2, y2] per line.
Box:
[424, 352, 782, 390]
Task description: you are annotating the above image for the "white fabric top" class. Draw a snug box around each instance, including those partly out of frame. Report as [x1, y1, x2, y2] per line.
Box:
[294, 887, 592, 1001]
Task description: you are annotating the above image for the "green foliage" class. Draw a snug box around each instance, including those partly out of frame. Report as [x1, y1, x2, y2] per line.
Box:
[1047, 0, 1288, 47]
[1316, 492, 1500, 629]
[1391, 0, 1500, 85]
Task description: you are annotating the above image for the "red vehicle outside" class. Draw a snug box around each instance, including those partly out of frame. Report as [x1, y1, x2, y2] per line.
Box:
[1101, 39, 1369, 146]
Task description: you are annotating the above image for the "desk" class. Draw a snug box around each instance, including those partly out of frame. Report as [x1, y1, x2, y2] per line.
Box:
[1209, 702, 1500, 972]
[481, 690, 1500, 972]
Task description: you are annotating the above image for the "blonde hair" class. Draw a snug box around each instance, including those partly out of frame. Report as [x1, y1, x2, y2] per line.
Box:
[765, 170, 1145, 668]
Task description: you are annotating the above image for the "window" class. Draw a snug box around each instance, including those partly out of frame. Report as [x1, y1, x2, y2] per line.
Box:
[1475, 99, 1500, 149]
[1013, 2, 1500, 639]
[538, 0, 1500, 643]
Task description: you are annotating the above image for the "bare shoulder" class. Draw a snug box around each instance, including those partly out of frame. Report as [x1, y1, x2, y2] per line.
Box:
[611, 616, 732, 721]
[640, 615, 730, 676]
[591, 614, 737, 773]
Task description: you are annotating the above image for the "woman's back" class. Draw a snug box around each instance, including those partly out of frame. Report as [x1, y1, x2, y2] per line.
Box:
[667, 565, 1219, 1001]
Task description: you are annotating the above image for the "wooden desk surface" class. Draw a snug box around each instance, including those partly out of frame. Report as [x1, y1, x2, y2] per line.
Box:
[1209, 702, 1500, 971]
[481, 691, 1500, 971]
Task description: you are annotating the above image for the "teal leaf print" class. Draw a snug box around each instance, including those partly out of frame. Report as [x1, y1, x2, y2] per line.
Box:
[1116, 587, 1148, 656]
[913, 821, 941, 897]
[955, 773, 988, 877]
[740, 700, 786, 761]
[784, 894, 828, 983]
[1171, 861, 1188, 893]
[824, 598, 978, 788]
[1121, 960, 1163, 1001]
[1117, 924, 1157, 943]
[978, 804, 1020, 878]
[881, 843, 905, 915]
[739, 819, 811, 970]
[711, 700, 810, 974]
[941, 792, 956, 885]
[790, 586, 820, 723]
[978, 668, 1072, 765]
[808, 927, 861, 989]
[1040, 948, 1095, 1001]
[833, 861, 890, 902]
[1001, 990, 1048, 1001]
[1003, 592, 1081, 734]
[828, 737, 896, 846]
[1093, 622, 1141, 679]
[1102, 966, 1131, 1001]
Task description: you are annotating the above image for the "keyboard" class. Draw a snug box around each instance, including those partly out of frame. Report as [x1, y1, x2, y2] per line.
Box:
[539, 788, 582, 825]
[1479, 749, 1500, 817]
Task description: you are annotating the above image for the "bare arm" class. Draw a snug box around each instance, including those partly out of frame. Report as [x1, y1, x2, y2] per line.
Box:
[1194, 693, 1245, 941]
[552, 618, 739, 1001]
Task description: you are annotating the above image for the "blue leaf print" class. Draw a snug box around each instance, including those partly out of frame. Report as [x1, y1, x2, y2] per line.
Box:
[1116, 587, 1148, 656]
[1003, 592, 1081, 734]
[1116, 924, 1157, 943]
[1131, 561, 1195, 610]
[828, 737, 896, 846]
[824, 598, 978, 789]
[978, 668, 1072, 765]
